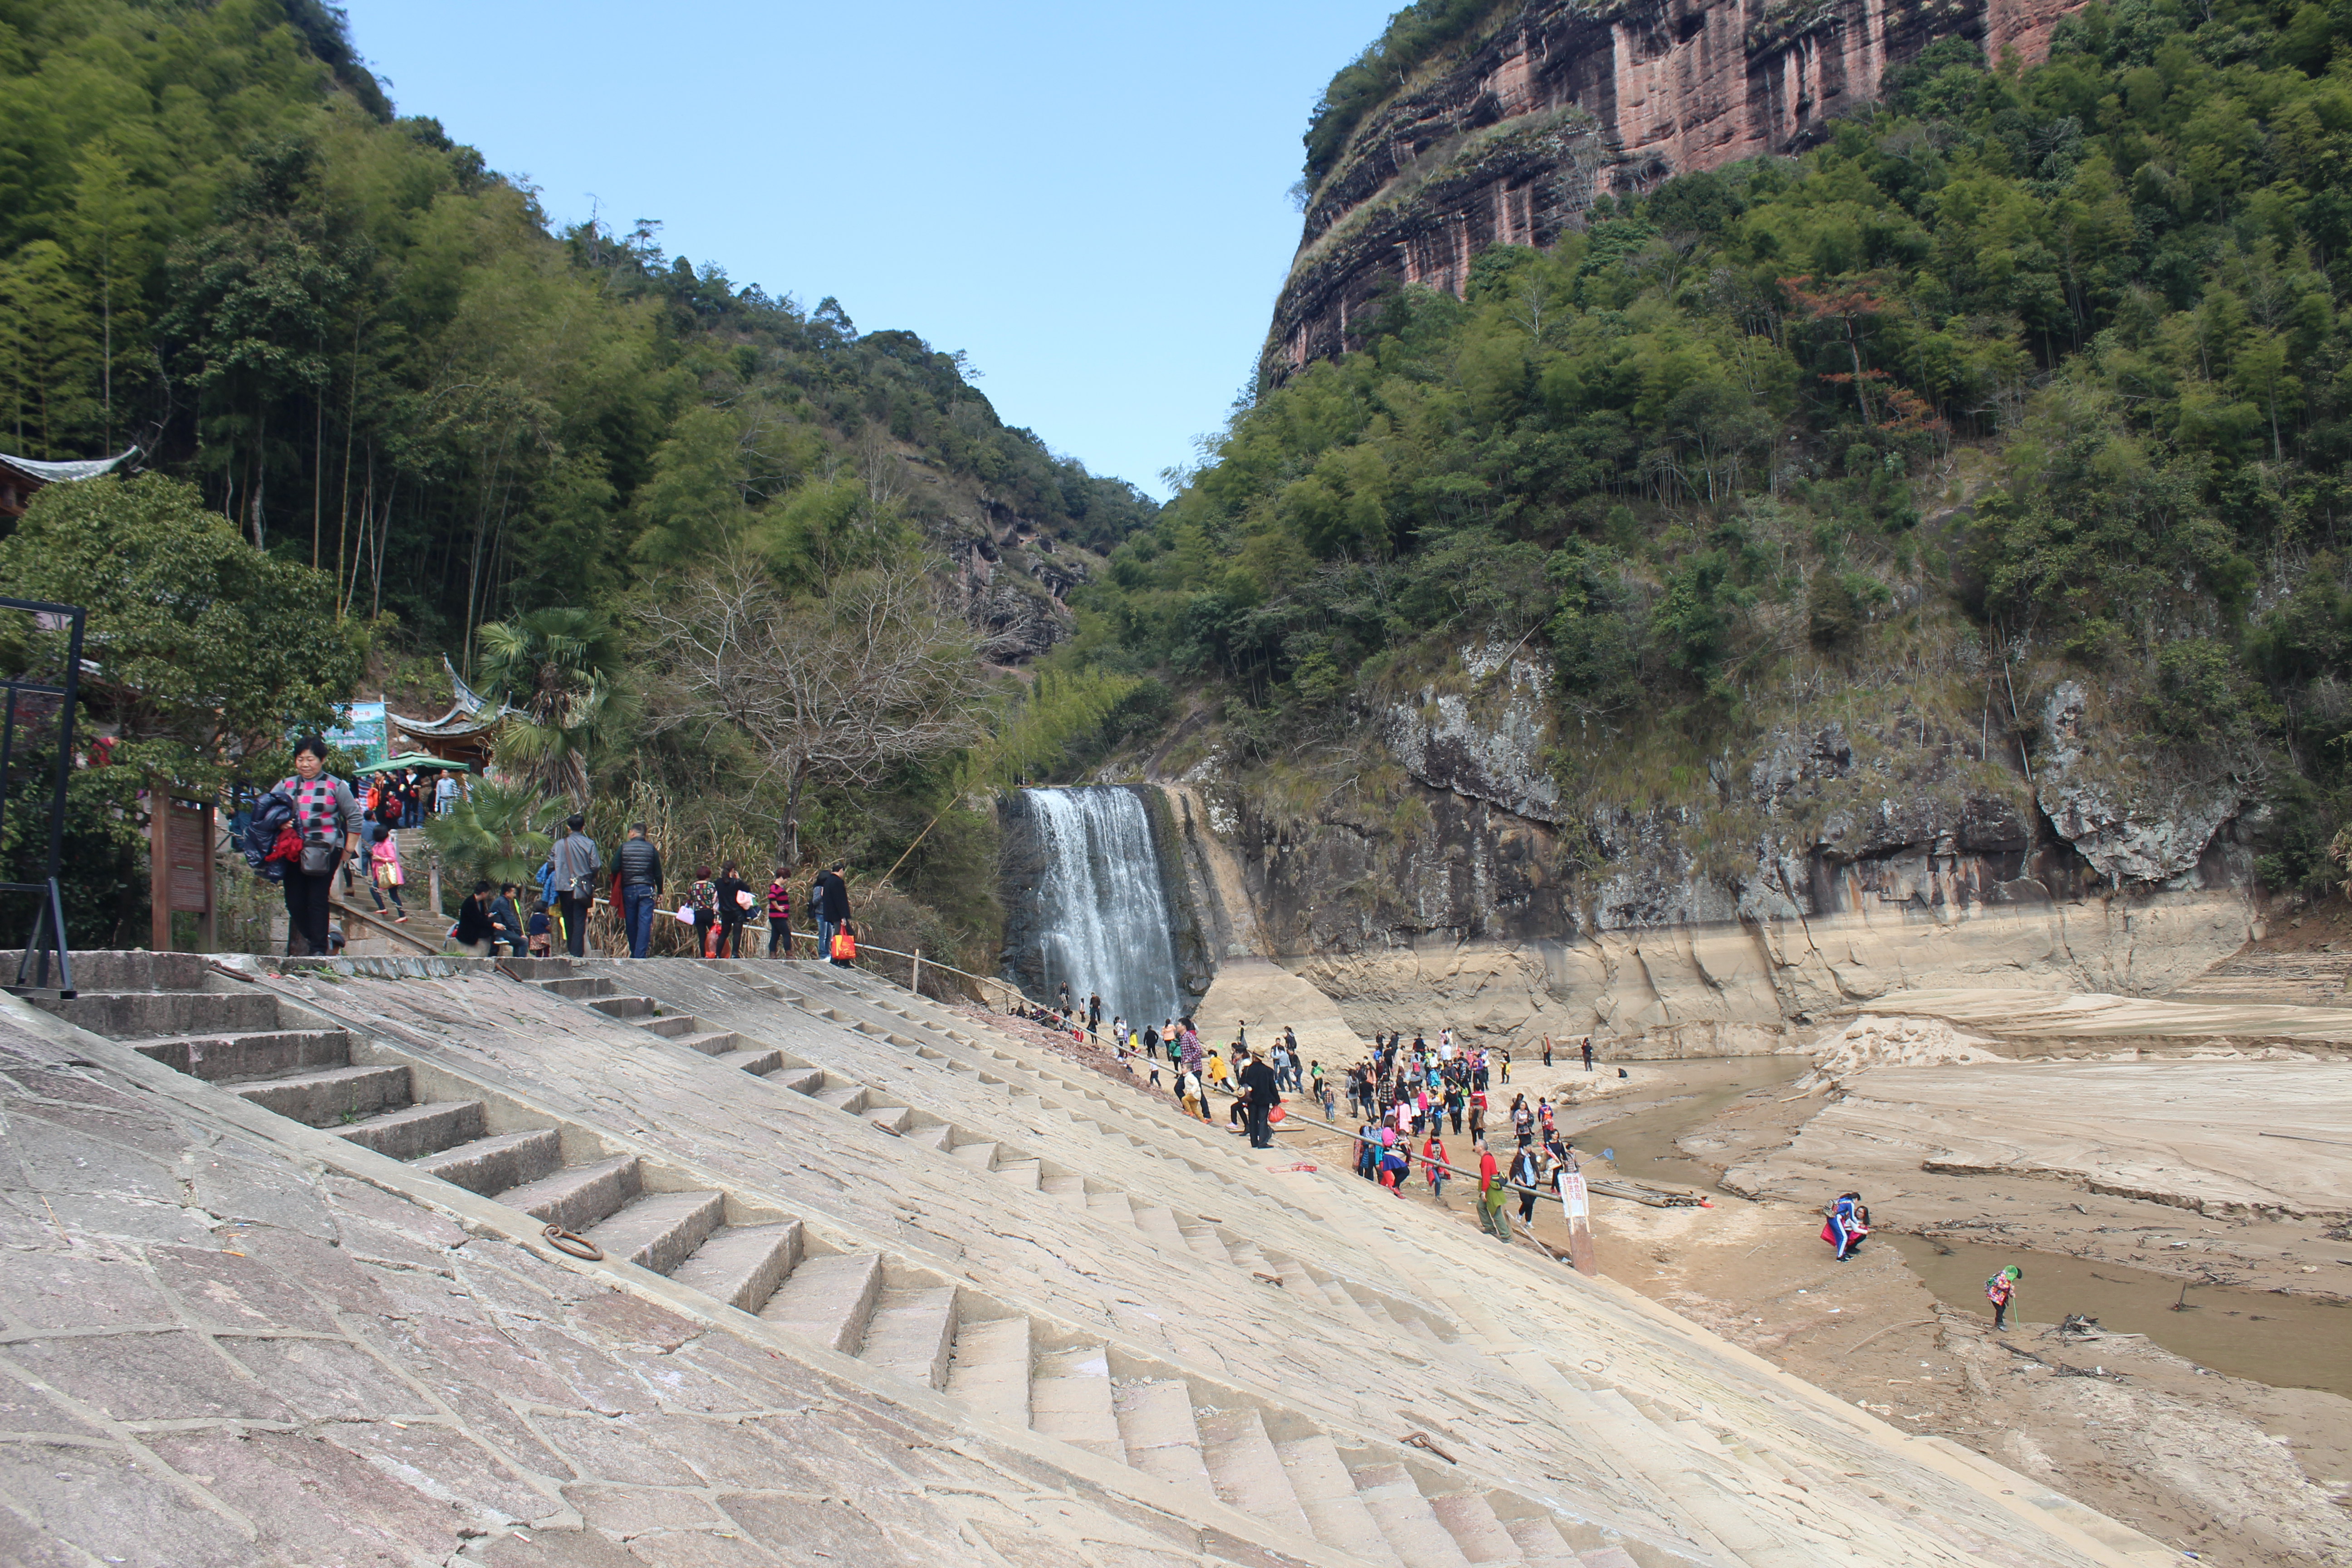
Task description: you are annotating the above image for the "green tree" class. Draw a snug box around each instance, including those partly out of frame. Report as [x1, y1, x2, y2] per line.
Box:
[0, 474, 365, 791]
[472, 608, 627, 807]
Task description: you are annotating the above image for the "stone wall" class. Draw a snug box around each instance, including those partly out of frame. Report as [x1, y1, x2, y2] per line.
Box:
[1180, 646, 2257, 1044]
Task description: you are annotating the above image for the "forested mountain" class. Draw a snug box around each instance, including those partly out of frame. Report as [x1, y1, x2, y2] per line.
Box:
[0, 0, 1153, 647]
[0, 0, 1160, 956]
[1074, 0, 2352, 927]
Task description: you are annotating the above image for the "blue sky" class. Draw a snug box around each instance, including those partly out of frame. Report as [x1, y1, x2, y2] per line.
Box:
[339, 1, 1402, 500]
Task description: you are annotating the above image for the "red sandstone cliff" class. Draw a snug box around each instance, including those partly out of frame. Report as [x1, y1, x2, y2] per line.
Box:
[1269, 0, 2085, 377]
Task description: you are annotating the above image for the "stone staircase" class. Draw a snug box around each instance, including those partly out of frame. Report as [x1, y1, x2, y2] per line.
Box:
[522, 955, 1467, 1343]
[27, 954, 809, 1315]
[27, 952, 1668, 1566]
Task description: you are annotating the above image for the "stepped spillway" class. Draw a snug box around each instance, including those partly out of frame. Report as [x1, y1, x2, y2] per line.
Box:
[0, 950, 2178, 1566]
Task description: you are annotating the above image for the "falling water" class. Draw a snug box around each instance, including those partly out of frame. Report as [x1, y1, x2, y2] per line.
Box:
[1019, 786, 1180, 1029]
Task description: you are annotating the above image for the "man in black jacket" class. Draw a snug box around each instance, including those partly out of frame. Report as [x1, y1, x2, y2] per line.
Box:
[1237, 1049, 1282, 1149]
[616, 824, 664, 959]
[813, 861, 851, 962]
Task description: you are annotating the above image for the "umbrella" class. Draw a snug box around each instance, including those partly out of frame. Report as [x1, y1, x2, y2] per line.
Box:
[353, 754, 476, 774]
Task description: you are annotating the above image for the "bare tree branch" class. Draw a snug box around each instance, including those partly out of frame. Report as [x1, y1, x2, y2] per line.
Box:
[638, 550, 990, 865]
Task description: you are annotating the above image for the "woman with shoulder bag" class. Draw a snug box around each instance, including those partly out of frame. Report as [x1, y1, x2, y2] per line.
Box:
[278, 735, 363, 957]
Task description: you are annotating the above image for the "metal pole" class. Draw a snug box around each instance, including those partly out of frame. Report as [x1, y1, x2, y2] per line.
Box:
[44, 611, 82, 895]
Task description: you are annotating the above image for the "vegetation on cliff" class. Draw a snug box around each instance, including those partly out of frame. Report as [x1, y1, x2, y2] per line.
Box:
[0, 0, 1159, 954]
[1088, 0, 2352, 892]
[1303, 0, 1513, 192]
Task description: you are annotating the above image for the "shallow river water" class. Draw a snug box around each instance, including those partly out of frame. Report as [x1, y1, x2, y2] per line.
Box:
[1565, 1056, 2352, 1398]
[1891, 1234, 2352, 1398]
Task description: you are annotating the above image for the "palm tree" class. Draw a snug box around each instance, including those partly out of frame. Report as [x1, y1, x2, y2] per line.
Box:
[473, 608, 626, 806]
[420, 778, 552, 895]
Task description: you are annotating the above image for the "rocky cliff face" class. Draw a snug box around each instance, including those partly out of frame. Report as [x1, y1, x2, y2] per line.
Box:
[1271, 0, 2085, 376]
[1173, 644, 2256, 1043]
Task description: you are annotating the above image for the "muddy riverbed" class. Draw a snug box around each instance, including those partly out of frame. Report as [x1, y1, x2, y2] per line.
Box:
[1290, 1053, 2352, 1568]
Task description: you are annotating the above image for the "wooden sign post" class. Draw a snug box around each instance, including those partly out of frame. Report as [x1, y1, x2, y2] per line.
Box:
[147, 790, 217, 953]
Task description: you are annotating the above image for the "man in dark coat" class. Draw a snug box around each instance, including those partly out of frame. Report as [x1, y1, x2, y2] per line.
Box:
[813, 861, 851, 961]
[1237, 1049, 1282, 1149]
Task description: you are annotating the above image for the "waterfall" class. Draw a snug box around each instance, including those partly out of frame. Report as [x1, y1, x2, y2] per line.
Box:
[1016, 786, 1180, 1029]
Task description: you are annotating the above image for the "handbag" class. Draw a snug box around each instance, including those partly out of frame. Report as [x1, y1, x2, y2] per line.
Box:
[299, 841, 337, 875]
[830, 928, 857, 961]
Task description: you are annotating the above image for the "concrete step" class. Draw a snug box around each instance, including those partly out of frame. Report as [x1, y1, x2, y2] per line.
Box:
[1577, 1548, 1640, 1568]
[760, 1252, 883, 1353]
[588, 995, 655, 1019]
[903, 1123, 955, 1153]
[1180, 1224, 1231, 1264]
[1085, 1190, 1137, 1229]
[412, 1127, 564, 1196]
[1277, 1435, 1404, 1568]
[1129, 1204, 1189, 1250]
[0, 948, 207, 992]
[1321, 1279, 1382, 1330]
[1112, 1379, 1215, 1502]
[813, 1086, 867, 1112]
[944, 1316, 1031, 1428]
[532, 975, 614, 1000]
[334, 1099, 484, 1160]
[583, 1190, 726, 1277]
[37, 990, 282, 1039]
[1428, 1490, 1524, 1563]
[1028, 1346, 1122, 1461]
[1353, 1462, 1473, 1568]
[1225, 1239, 1272, 1273]
[950, 1141, 998, 1171]
[1501, 1514, 1583, 1565]
[1198, 1406, 1315, 1540]
[669, 1220, 801, 1314]
[865, 1105, 913, 1133]
[500, 1155, 642, 1234]
[495, 957, 578, 981]
[856, 1286, 960, 1391]
[714, 1047, 784, 1076]
[672, 1031, 740, 1057]
[134, 1029, 349, 1082]
[235, 1063, 410, 1127]
[637, 1014, 702, 1039]
[1271, 1256, 1317, 1294]
[1040, 1173, 1086, 1207]
[995, 1159, 1040, 1191]
[773, 1067, 824, 1095]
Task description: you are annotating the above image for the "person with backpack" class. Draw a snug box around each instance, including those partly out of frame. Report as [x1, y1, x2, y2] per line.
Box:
[549, 813, 600, 957]
[1478, 1139, 1511, 1242]
[1824, 1190, 1868, 1261]
[273, 735, 363, 957]
[686, 866, 719, 957]
[1509, 1145, 1542, 1237]
[615, 823, 664, 959]
[1985, 1265, 2023, 1330]
[765, 866, 793, 958]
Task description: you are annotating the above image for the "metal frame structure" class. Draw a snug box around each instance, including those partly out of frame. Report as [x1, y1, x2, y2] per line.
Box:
[0, 597, 84, 997]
